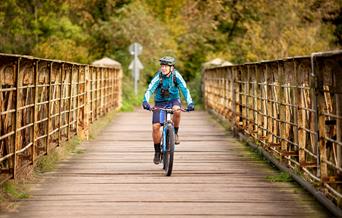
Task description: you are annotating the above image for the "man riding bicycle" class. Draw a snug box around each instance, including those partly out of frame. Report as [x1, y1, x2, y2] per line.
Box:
[142, 56, 195, 164]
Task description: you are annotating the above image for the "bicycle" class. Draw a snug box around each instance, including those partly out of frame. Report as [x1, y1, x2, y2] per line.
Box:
[151, 106, 187, 176]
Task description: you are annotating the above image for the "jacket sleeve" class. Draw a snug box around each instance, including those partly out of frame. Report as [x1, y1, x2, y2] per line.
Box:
[143, 73, 160, 102]
[175, 71, 193, 105]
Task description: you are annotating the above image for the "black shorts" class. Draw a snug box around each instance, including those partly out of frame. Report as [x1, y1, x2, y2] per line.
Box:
[152, 99, 181, 124]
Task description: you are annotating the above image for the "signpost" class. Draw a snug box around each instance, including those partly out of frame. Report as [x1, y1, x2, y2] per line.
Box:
[128, 42, 143, 95]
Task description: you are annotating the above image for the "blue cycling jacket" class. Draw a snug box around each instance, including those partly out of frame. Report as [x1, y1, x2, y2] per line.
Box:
[143, 69, 193, 105]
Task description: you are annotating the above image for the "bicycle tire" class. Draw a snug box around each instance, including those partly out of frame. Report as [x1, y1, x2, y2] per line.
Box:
[164, 124, 175, 176]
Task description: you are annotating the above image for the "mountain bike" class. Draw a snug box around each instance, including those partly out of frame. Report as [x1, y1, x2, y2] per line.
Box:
[152, 106, 187, 176]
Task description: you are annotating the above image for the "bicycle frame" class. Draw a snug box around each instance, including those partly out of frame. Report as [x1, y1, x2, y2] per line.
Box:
[152, 106, 186, 176]
[160, 108, 174, 153]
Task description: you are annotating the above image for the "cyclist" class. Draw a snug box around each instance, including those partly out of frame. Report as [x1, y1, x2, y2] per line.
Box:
[142, 56, 195, 164]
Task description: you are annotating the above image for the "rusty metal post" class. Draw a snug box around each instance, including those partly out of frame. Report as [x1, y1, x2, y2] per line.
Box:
[75, 66, 80, 135]
[100, 68, 104, 116]
[12, 58, 21, 178]
[297, 59, 306, 166]
[58, 64, 64, 145]
[95, 68, 99, 120]
[231, 67, 236, 126]
[336, 73, 342, 170]
[311, 54, 322, 178]
[32, 60, 39, 163]
[46, 62, 52, 153]
[90, 67, 94, 123]
[67, 65, 73, 139]
[292, 59, 299, 161]
[83, 65, 90, 140]
[336, 61, 342, 207]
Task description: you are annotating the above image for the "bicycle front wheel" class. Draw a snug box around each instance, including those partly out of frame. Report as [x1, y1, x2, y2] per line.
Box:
[163, 124, 175, 176]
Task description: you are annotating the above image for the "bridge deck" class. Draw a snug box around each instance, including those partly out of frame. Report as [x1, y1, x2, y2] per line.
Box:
[3, 110, 330, 217]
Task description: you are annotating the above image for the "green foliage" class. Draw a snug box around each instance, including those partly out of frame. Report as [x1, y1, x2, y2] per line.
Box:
[266, 172, 294, 183]
[120, 74, 145, 111]
[35, 136, 81, 173]
[1, 181, 30, 200]
[187, 68, 203, 107]
[0, 0, 340, 103]
[89, 109, 117, 139]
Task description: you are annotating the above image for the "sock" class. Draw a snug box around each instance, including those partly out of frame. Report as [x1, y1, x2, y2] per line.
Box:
[154, 143, 161, 152]
[174, 127, 179, 135]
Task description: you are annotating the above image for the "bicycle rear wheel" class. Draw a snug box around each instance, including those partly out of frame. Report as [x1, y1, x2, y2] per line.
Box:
[163, 124, 175, 176]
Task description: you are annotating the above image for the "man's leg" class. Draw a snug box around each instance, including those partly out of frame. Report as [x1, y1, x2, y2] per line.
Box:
[172, 105, 181, 144]
[152, 123, 161, 164]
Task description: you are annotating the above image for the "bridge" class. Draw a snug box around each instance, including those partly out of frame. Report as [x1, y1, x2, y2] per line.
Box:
[0, 51, 341, 217]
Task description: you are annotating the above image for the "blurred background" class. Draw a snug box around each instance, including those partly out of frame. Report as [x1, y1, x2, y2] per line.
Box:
[0, 0, 341, 109]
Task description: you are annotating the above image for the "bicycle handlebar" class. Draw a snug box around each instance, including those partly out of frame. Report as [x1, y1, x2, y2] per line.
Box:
[150, 107, 188, 112]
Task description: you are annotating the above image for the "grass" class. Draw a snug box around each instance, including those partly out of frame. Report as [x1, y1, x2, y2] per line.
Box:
[266, 172, 294, 183]
[34, 136, 81, 173]
[0, 180, 30, 211]
[89, 109, 117, 139]
[242, 142, 266, 161]
[1, 181, 30, 200]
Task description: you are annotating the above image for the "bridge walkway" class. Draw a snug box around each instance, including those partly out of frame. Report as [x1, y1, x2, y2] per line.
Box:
[2, 110, 330, 217]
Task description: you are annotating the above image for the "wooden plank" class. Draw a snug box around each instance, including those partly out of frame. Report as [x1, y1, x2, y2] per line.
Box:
[1, 110, 331, 217]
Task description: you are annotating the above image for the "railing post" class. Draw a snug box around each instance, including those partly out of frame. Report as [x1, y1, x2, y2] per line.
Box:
[336, 61, 342, 207]
[99, 68, 102, 116]
[290, 59, 300, 164]
[32, 60, 39, 163]
[95, 68, 99, 119]
[67, 65, 73, 140]
[105, 68, 109, 112]
[311, 54, 322, 178]
[46, 62, 52, 153]
[58, 63, 64, 145]
[83, 65, 90, 140]
[75, 66, 80, 135]
[90, 67, 94, 123]
[297, 60, 306, 166]
[231, 67, 236, 126]
[110, 68, 114, 109]
[12, 58, 21, 178]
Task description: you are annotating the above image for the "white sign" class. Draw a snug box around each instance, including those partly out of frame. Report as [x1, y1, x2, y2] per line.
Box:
[129, 42, 143, 56]
[129, 42, 143, 95]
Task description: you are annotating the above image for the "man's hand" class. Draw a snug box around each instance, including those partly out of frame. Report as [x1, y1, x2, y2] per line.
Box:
[187, 103, 195, 111]
[142, 101, 151, 110]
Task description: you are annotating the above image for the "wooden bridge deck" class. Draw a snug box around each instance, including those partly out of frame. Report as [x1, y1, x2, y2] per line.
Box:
[2, 110, 330, 217]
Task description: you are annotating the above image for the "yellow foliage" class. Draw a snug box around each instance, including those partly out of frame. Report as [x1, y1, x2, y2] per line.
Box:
[32, 36, 89, 63]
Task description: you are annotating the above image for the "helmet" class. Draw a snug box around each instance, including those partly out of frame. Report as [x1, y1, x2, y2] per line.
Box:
[159, 56, 176, 66]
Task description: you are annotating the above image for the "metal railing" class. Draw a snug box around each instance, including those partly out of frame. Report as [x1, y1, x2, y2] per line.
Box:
[203, 50, 342, 207]
[0, 53, 122, 183]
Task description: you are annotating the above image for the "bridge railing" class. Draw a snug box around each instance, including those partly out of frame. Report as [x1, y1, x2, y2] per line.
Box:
[203, 50, 342, 207]
[0, 54, 122, 183]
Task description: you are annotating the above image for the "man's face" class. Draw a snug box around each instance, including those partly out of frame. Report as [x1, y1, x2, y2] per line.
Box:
[161, 64, 171, 75]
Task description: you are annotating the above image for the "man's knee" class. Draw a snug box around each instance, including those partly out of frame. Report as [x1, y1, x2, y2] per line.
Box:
[152, 123, 161, 132]
[173, 105, 181, 117]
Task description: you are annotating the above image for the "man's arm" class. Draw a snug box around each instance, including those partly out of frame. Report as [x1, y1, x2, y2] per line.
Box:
[175, 71, 193, 105]
[143, 73, 160, 102]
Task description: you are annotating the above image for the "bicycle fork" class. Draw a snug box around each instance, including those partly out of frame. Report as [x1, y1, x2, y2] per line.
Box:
[161, 112, 175, 153]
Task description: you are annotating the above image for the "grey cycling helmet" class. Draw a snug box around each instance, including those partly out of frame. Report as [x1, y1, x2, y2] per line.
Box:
[159, 56, 176, 66]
